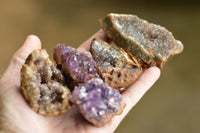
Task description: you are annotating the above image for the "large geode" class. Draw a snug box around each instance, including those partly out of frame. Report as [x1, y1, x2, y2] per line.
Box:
[100, 13, 184, 68]
[54, 44, 99, 89]
[70, 78, 125, 126]
[21, 49, 71, 116]
[90, 39, 142, 89]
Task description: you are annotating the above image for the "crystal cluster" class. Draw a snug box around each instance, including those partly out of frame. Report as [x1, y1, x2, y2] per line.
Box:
[54, 44, 125, 126]
[54, 43, 76, 65]
[100, 13, 184, 68]
[70, 78, 125, 126]
[54, 44, 99, 88]
[21, 49, 71, 116]
[90, 39, 142, 89]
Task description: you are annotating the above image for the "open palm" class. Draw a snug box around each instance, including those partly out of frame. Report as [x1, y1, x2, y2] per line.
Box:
[0, 30, 160, 133]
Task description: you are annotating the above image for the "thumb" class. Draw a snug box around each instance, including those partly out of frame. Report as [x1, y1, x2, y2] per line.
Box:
[0, 35, 41, 88]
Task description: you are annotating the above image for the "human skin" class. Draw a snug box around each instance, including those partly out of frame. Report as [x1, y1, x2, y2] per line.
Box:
[0, 30, 160, 133]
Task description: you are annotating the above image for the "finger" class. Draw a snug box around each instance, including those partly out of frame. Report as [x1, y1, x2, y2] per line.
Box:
[110, 67, 161, 130]
[14, 35, 42, 64]
[77, 29, 111, 53]
[123, 67, 161, 108]
[1, 35, 41, 87]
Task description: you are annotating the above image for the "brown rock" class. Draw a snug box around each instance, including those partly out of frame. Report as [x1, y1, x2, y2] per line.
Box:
[21, 49, 71, 116]
[100, 13, 184, 68]
[90, 39, 142, 90]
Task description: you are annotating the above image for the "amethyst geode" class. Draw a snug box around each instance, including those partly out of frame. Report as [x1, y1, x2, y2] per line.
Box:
[54, 44, 99, 89]
[70, 78, 125, 126]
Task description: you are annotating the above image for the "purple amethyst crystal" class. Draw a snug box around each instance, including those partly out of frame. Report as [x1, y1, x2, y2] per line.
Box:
[63, 52, 99, 81]
[54, 44, 76, 65]
[70, 78, 125, 126]
[54, 44, 99, 88]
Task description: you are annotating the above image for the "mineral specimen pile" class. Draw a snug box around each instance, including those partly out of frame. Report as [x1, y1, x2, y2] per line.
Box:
[21, 49, 71, 116]
[54, 44, 126, 126]
[70, 78, 125, 126]
[100, 13, 184, 68]
[20, 13, 184, 127]
[54, 44, 99, 89]
[91, 39, 142, 89]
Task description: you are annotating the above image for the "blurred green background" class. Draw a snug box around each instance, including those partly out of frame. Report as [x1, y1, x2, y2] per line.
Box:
[0, 0, 199, 132]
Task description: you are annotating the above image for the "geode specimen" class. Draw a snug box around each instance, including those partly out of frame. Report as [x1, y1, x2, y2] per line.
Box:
[70, 78, 125, 126]
[54, 43, 77, 65]
[90, 39, 142, 89]
[100, 13, 184, 68]
[54, 44, 99, 89]
[21, 49, 71, 116]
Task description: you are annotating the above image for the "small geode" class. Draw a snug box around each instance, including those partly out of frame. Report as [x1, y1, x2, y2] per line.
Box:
[21, 49, 71, 116]
[90, 39, 142, 89]
[100, 13, 184, 68]
[70, 78, 125, 126]
[54, 44, 99, 89]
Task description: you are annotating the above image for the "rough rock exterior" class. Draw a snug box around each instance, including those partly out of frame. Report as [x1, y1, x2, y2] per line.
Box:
[21, 49, 71, 116]
[100, 13, 184, 68]
[90, 39, 142, 89]
[70, 78, 125, 126]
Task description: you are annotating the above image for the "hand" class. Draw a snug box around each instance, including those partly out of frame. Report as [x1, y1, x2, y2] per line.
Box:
[0, 30, 160, 133]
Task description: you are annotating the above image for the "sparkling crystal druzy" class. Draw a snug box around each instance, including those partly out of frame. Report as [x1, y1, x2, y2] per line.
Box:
[21, 49, 71, 116]
[100, 13, 184, 68]
[54, 43, 76, 65]
[71, 78, 125, 126]
[91, 39, 142, 89]
[54, 44, 99, 88]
